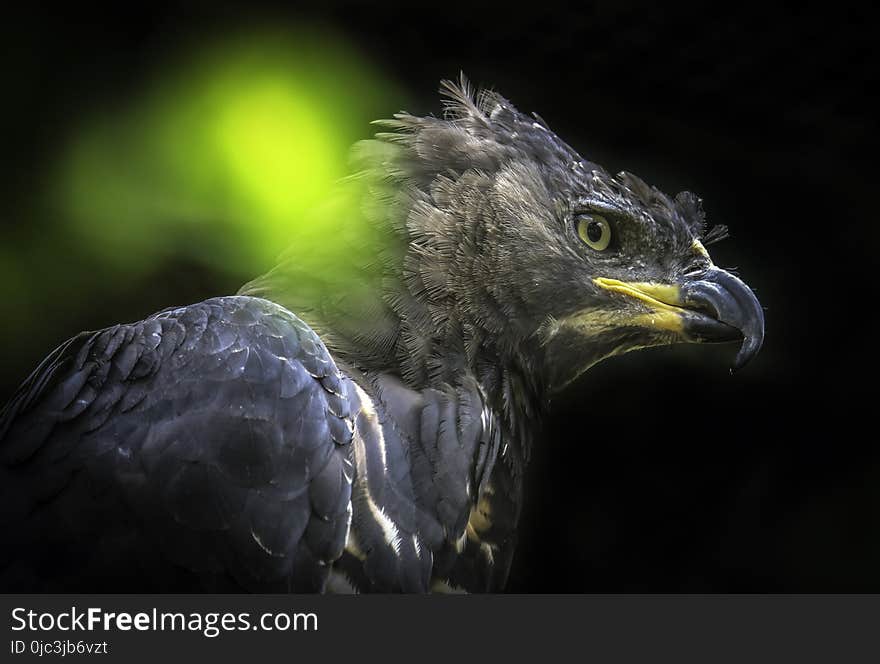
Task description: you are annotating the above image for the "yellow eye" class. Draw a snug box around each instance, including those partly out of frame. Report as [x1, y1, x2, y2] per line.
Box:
[576, 214, 612, 251]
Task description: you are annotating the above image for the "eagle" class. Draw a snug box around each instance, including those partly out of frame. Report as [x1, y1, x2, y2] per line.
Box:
[0, 77, 763, 592]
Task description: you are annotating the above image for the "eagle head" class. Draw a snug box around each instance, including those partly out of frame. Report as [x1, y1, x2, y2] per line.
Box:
[245, 76, 765, 397]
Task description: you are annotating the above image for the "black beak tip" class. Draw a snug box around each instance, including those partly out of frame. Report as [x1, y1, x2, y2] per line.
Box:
[731, 333, 763, 373]
[681, 267, 765, 374]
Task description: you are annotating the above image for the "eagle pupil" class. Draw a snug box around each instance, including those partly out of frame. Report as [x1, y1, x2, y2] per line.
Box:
[587, 221, 604, 243]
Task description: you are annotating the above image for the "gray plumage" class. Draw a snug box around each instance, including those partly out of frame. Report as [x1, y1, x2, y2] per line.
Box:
[0, 77, 763, 592]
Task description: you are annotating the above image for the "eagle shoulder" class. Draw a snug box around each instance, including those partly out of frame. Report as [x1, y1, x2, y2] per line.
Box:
[0, 295, 354, 592]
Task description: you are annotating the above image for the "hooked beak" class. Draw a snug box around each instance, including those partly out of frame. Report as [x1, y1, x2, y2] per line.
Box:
[594, 267, 765, 370]
[678, 267, 765, 370]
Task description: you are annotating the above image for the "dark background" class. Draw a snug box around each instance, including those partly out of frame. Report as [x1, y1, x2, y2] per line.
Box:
[1, 2, 876, 590]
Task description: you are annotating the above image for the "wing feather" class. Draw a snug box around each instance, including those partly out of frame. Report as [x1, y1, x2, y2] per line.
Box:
[0, 295, 354, 592]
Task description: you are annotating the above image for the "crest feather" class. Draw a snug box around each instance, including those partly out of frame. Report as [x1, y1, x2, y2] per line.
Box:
[439, 73, 487, 124]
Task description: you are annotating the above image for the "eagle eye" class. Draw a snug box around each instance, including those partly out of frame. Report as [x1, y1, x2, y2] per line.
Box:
[576, 214, 612, 251]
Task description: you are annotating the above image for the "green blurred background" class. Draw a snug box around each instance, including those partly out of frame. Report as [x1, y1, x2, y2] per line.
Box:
[2, 23, 402, 370]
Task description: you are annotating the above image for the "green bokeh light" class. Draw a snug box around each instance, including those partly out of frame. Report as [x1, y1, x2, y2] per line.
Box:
[55, 28, 396, 274]
[0, 27, 400, 388]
